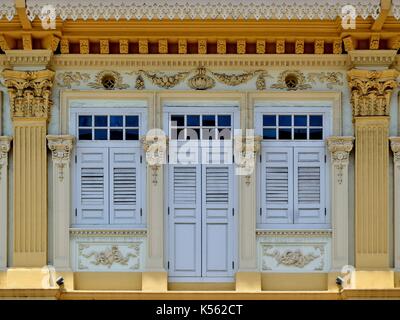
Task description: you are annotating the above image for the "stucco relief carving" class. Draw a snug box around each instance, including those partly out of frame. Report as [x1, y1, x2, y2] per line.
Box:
[141, 134, 168, 185]
[47, 135, 74, 182]
[234, 135, 262, 185]
[327, 137, 354, 185]
[271, 70, 311, 91]
[263, 246, 322, 269]
[88, 70, 129, 89]
[139, 70, 190, 89]
[307, 72, 344, 89]
[1, 69, 55, 119]
[348, 69, 399, 118]
[390, 137, 400, 164]
[187, 67, 215, 90]
[0, 136, 12, 181]
[56, 71, 90, 88]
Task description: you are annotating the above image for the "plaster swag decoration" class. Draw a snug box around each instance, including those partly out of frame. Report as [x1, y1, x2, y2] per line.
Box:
[211, 70, 267, 87]
[390, 137, 400, 163]
[57, 72, 90, 88]
[25, 1, 381, 22]
[307, 72, 344, 89]
[0, 137, 12, 181]
[141, 134, 168, 185]
[47, 135, 74, 182]
[187, 67, 215, 90]
[348, 69, 400, 118]
[1, 69, 55, 119]
[234, 135, 262, 185]
[271, 70, 312, 91]
[263, 246, 323, 269]
[327, 136, 354, 185]
[79, 244, 140, 269]
[139, 70, 190, 89]
[88, 70, 129, 90]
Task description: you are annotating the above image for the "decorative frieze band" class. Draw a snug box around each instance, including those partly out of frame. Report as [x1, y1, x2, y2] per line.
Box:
[70, 229, 147, 237]
[347, 69, 399, 118]
[1, 69, 55, 120]
[327, 136, 354, 185]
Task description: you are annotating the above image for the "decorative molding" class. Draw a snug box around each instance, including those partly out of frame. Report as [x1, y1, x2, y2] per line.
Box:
[256, 230, 332, 237]
[158, 39, 168, 54]
[348, 50, 397, 68]
[390, 137, 400, 164]
[141, 134, 168, 185]
[237, 40, 246, 54]
[60, 39, 69, 54]
[198, 40, 207, 54]
[22, 34, 32, 51]
[79, 40, 89, 54]
[333, 39, 342, 55]
[135, 74, 145, 90]
[119, 39, 129, 54]
[139, 39, 148, 54]
[100, 39, 109, 54]
[1, 69, 55, 119]
[0, 136, 12, 181]
[139, 70, 189, 89]
[314, 40, 324, 55]
[47, 135, 74, 182]
[271, 70, 311, 90]
[276, 40, 285, 54]
[307, 72, 344, 89]
[256, 40, 265, 54]
[50, 54, 349, 70]
[217, 40, 226, 54]
[370, 34, 380, 50]
[25, 1, 381, 22]
[295, 40, 304, 54]
[70, 229, 147, 237]
[348, 68, 399, 117]
[88, 70, 129, 89]
[263, 246, 322, 269]
[4, 50, 52, 68]
[211, 70, 265, 87]
[327, 136, 354, 184]
[187, 67, 215, 90]
[56, 71, 90, 88]
[234, 135, 262, 185]
[178, 39, 187, 54]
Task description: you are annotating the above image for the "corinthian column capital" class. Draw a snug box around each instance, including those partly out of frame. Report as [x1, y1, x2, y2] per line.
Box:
[47, 135, 74, 163]
[390, 137, 400, 164]
[327, 136, 354, 185]
[1, 69, 55, 120]
[347, 68, 399, 118]
[0, 136, 12, 166]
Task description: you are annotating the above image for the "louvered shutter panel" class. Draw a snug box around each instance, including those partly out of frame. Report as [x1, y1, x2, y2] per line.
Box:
[202, 164, 234, 277]
[261, 147, 293, 224]
[76, 148, 109, 225]
[294, 147, 326, 224]
[168, 165, 202, 277]
[110, 148, 141, 225]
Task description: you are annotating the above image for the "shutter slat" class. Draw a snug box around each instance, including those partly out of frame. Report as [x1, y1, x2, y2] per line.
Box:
[206, 167, 229, 204]
[174, 167, 197, 204]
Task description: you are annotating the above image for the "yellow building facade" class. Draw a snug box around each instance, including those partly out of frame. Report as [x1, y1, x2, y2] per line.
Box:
[0, 0, 400, 299]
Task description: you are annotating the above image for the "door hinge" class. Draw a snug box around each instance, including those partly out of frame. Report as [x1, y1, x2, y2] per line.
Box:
[140, 155, 143, 164]
[75, 208, 77, 217]
[232, 261, 235, 270]
[168, 207, 170, 215]
[259, 154, 262, 162]
[75, 155, 77, 163]
[232, 208, 234, 216]
[260, 208, 262, 216]
[167, 261, 170, 270]
[325, 155, 327, 163]
[140, 208, 143, 217]
[232, 154, 235, 163]
[325, 208, 327, 216]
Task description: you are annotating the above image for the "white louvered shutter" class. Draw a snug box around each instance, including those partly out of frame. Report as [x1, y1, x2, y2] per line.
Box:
[202, 164, 234, 277]
[76, 148, 109, 225]
[110, 148, 141, 225]
[261, 147, 293, 224]
[168, 165, 202, 277]
[294, 147, 326, 224]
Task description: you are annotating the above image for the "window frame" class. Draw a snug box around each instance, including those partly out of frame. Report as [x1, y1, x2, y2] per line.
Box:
[255, 106, 332, 230]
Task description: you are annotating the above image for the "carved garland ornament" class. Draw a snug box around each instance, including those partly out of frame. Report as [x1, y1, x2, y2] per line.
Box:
[1, 69, 55, 119]
[307, 72, 344, 89]
[348, 69, 399, 118]
[263, 246, 322, 269]
[88, 70, 129, 90]
[139, 70, 190, 89]
[327, 137, 354, 185]
[0, 136, 12, 181]
[56, 72, 90, 88]
[47, 135, 74, 182]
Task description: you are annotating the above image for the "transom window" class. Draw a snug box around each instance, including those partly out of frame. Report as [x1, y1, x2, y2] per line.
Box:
[78, 115, 140, 141]
[170, 114, 232, 140]
[263, 114, 323, 141]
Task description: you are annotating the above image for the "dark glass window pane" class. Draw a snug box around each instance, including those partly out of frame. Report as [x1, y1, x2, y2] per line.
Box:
[79, 129, 92, 140]
[279, 128, 292, 140]
[94, 115, 107, 127]
[79, 115, 92, 127]
[94, 129, 107, 140]
[126, 129, 139, 140]
[171, 115, 184, 127]
[279, 115, 292, 126]
[202, 115, 215, 126]
[294, 115, 307, 126]
[186, 128, 200, 140]
[218, 128, 231, 140]
[126, 115, 139, 127]
[218, 115, 231, 127]
[187, 115, 200, 126]
[294, 128, 307, 140]
[310, 128, 323, 140]
[110, 115, 123, 127]
[310, 115, 323, 127]
[110, 129, 123, 140]
[263, 128, 276, 140]
[263, 115, 276, 127]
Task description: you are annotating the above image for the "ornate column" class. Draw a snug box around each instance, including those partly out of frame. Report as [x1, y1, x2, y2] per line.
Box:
[390, 137, 400, 270]
[47, 135, 74, 270]
[348, 68, 399, 268]
[2, 68, 55, 267]
[327, 137, 354, 270]
[0, 137, 12, 269]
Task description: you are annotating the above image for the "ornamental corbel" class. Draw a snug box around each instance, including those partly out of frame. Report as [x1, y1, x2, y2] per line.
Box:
[0, 136, 12, 181]
[234, 135, 262, 185]
[347, 69, 399, 118]
[47, 135, 75, 182]
[327, 136, 354, 185]
[141, 133, 168, 185]
[1, 69, 55, 120]
[390, 137, 400, 164]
